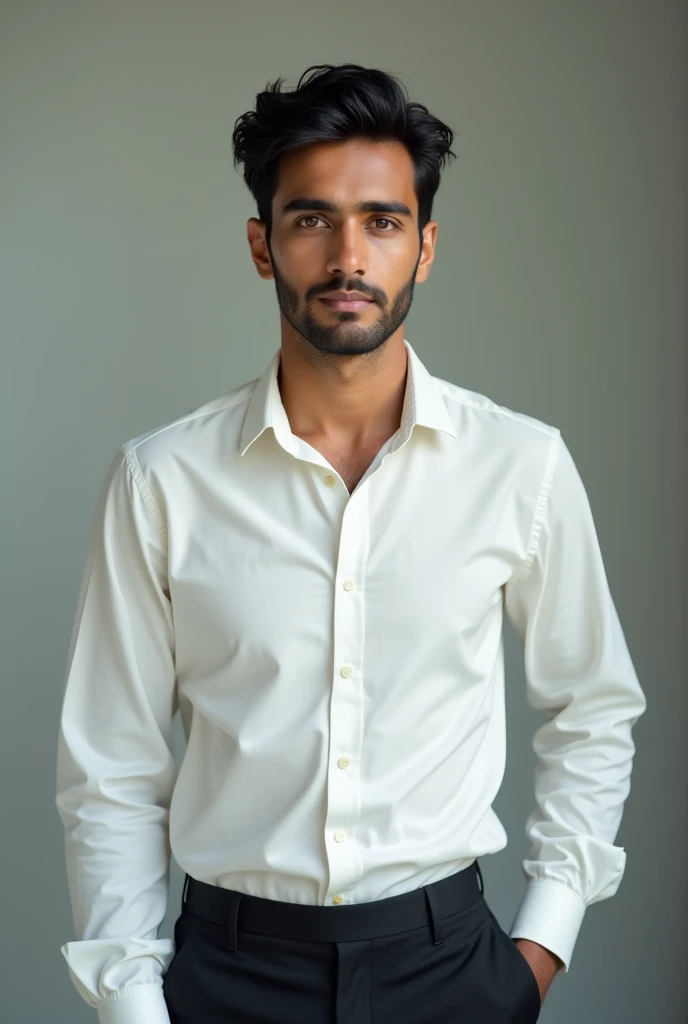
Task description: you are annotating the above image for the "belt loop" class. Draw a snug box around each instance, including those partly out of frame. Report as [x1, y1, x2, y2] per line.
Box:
[475, 859, 484, 895]
[181, 873, 190, 908]
[227, 892, 243, 951]
[423, 885, 445, 946]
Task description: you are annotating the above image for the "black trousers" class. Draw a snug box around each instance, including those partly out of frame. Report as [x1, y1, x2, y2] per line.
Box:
[162, 860, 542, 1023]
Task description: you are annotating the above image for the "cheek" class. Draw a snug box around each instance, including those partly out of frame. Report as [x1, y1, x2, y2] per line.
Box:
[374, 244, 420, 285]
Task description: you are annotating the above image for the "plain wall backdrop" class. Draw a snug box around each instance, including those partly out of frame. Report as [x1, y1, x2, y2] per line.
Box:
[1, 1, 685, 1021]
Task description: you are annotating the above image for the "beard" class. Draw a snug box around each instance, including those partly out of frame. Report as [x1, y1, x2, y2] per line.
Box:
[266, 236, 422, 358]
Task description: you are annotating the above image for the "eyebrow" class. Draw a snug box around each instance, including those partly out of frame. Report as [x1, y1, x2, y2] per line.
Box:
[281, 197, 414, 218]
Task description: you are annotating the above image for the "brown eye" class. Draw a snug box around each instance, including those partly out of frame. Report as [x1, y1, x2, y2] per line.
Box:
[297, 216, 323, 228]
[373, 218, 399, 231]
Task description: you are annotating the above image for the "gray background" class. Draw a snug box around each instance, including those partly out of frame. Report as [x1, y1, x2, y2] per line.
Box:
[2, 1, 685, 1021]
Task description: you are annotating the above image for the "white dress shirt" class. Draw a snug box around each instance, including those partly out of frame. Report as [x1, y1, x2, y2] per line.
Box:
[55, 338, 647, 1024]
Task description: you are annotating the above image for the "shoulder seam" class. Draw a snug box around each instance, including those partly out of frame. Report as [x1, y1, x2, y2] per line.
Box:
[120, 443, 168, 554]
[127, 385, 256, 455]
[436, 382, 555, 438]
[513, 428, 562, 579]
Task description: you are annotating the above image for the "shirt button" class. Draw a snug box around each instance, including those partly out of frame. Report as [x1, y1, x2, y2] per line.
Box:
[324, 475, 336, 486]
[340, 665, 353, 678]
[334, 830, 346, 842]
[332, 894, 344, 905]
[343, 578, 355, 591]
[337, 757, 350, 769]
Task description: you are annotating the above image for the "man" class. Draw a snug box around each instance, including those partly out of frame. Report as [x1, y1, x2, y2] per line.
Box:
[56, 63, 647, 1023]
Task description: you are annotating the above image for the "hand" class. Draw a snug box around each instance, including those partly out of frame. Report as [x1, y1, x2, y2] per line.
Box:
[512, 938, 563, 1006]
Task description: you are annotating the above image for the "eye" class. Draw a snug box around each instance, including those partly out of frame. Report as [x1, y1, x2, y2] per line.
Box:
[373, 218, 399, 231]
[296, 215, 325, 228]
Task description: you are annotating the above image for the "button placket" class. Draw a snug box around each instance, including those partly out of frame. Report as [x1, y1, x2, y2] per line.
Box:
[323, 486, 369, 906]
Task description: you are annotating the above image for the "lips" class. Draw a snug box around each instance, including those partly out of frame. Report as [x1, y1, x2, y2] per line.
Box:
[319, 296, 374, 311]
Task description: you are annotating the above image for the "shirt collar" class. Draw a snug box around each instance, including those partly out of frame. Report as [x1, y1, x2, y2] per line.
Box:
[239, 337, 458, 458]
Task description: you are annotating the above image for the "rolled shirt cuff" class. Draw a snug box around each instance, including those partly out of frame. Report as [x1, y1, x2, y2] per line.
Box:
[96, 984, 170, 1024]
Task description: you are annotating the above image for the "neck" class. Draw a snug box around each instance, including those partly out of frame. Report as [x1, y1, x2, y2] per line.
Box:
[277, 330, 408, 449]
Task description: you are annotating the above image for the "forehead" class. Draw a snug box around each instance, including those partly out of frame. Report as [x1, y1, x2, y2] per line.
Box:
[274, 139, 417, 211]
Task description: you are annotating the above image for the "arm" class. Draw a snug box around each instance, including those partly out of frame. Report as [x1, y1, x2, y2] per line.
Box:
[56, 444, 177, 1024]
[503, 430, 647, 974]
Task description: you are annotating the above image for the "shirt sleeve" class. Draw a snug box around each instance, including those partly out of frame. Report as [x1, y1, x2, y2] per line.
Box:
[55, 444, 178, 1024]
[503, 430, 647, 974]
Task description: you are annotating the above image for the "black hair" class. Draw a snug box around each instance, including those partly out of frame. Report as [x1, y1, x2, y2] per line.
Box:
[231, 63, 457, 245]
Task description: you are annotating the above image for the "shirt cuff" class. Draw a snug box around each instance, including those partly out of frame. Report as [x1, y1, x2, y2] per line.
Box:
[96, 984, 170, 1024]
[508, 878, 587, 974]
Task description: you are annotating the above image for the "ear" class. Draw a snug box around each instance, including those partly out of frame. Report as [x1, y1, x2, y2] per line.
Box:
[414, 221, 438, 284]
[247, 218, 274, 281]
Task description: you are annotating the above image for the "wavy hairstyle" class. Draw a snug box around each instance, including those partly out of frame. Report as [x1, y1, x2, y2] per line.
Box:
[231, 63, 457, 245]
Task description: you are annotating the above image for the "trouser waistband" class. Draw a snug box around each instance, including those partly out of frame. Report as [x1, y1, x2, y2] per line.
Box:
[181, 860, 484, 949]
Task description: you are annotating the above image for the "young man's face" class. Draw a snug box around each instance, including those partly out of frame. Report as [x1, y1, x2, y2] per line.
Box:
[247, 138, 438, 358]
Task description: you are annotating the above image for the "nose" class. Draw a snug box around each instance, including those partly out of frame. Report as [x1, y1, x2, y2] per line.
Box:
[325, 220, 368, 279]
